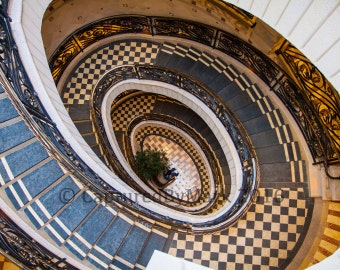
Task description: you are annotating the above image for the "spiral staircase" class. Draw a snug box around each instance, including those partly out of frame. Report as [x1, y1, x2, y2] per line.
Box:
[0, 1, 339, 270]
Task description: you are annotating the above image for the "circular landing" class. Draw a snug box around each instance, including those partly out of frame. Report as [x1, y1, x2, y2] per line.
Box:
[140, 133, 202, 202]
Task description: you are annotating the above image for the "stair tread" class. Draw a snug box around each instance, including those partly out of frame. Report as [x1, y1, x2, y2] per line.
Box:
[115, 225, 150, 264]
[57, 191, 98, 232]
[30, 176, 82, 223]
[0, 98, 19, 123]
[0, 121, 34, 154]
[77, 204, 116, 245]
[4, 141, 49, 178]
[95, 216, 132, 256]
[137, 231, 167, 267]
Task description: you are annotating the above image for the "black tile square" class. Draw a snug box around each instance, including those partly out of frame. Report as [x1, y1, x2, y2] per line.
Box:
[219, 244, 228, 253]
[236, 246, 245, 254]
[178, 234, 186, 240]
[264, 205, 272, 213]
[254, 230, 263, 238]
[289, 199, 297, 207]
[281, 207, 289, 215]
[262, 239, 271, 248]
[288, 233, 296, 241]
[272, 214, 280, 223]
[176, 249, 185, 257]
[229, 236, 237, 245]
[271, 231, 280, 240]
[193, 250, 202, 259]
[288, 216, 297, 224]
[218, 262, 227, 269]
[244, 255, 253, 264]
[270, 249, 279, 257]
[227, 253, 236, 262]
[201, 260, 210, 267]
[245, 238, 253, 246]
[280, 223, 288, 232]
[297, 208, 305, 216]
[185, 241, 194, 250]
[261, 256, 270, 265]
[237, 229, 246, 237]
[210, 252, 219, 261]
[194, 235, 203, 242]
[211, 235, 220, 243]
[254, 247, 262, 256]
[255, 213, 264, 221]
[263, 222, 271, 230]
[279, 240, 287, 249]
[202, 243, 211, 251]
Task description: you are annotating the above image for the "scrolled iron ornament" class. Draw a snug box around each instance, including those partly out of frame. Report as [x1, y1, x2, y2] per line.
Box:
[0, 210, 77, 269]
[276, 41, 340, 169]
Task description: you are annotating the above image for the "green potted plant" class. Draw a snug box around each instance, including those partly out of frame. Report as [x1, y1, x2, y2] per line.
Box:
[134, 148, 169, 181]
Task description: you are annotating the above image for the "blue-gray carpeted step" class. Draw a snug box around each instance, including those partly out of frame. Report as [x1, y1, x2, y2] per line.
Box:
[3, 141, 49, 179]
[88, 216, 133, 266]
[57, 191, 97, 232]
[4, 159, 64, 208]
[43, 190, 97, 246]
[242, 113, 273, 135]
[24, 176, 82, 228]
[206, 71, 233, 93]
[259, 160, 307, 185]
[82, 133, 97, 146]
[76, 204, 116, 245]
[0, 97, 19, 123]
[110, 224, 150, 268]
[68, 104, 90, 121]
[136, 230, 168, 267]
[250, 129, 281, 148]
[63, 202, 117, 260]
[0, 120, 34, 154]
[234, 102, 264, 123]
[164, 45, 190, 70]
[154, 42, 178, 67]
[74, 120, 93, 134]
[216, 80, 243, 102]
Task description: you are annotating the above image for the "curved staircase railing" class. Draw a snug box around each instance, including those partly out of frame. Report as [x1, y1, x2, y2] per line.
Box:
[0, 209, 77, 270]
[91, 64, 259, 232]
[0, 0, 258, 235]
[49, 14, 340, 175]
[124, 113, 223, 212]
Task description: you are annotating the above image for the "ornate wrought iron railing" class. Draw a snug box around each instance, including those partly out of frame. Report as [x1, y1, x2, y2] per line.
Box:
[276, 41, 340, 178]
[0, 210, 77, 270]
[0, 0, 258, 237]
[49, 14, 340, 175]
[92, 64, 259, 232]
[124, 112, 223, 211]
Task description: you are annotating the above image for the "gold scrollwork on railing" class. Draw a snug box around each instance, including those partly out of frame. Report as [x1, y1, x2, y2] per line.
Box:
[277, 40, 340, 163]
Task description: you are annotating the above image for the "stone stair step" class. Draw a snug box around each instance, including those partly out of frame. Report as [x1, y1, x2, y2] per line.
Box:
[0, 97, 19, 123]
[136, 229, 168, 267]
[110, 223, 150, 268]
[88, 215, 133, 266]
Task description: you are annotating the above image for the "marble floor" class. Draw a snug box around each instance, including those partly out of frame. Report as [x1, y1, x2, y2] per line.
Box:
[143, 134, 201, 202]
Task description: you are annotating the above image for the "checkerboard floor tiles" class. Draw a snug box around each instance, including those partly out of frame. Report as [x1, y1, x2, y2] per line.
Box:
[111, 94, 157, 132]
[58, 38, 314, 270]
[168, 187, 313, 270]
[61, 40, 159, 105]
[135, 125, 212, 204]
